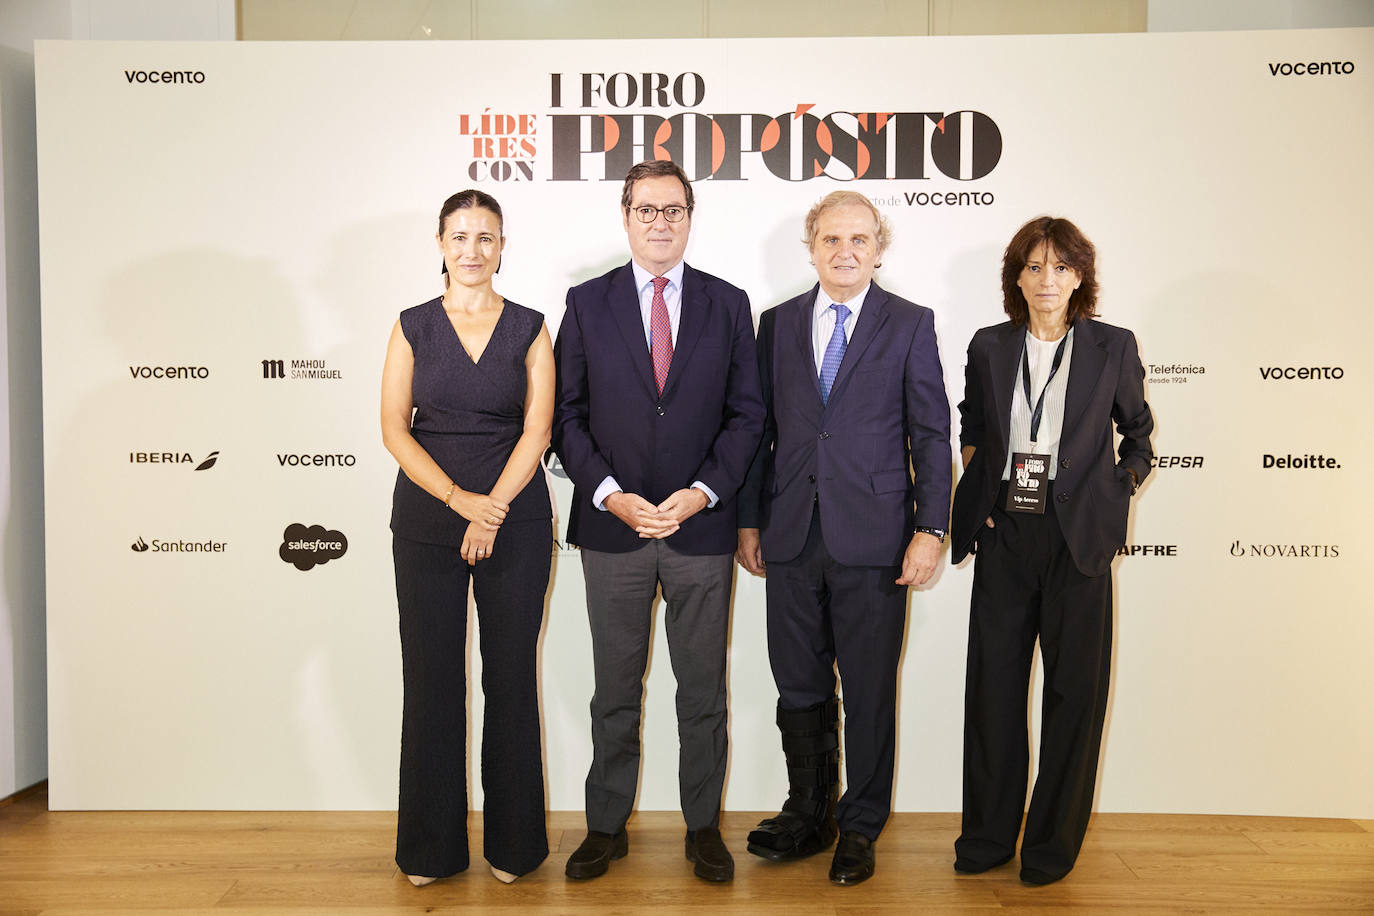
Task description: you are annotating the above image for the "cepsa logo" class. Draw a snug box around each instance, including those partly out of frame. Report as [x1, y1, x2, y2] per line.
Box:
[464, 70, 1003, 186]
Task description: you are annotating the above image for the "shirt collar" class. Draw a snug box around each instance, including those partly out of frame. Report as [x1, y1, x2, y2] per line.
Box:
[814, 282, 871, 321]
[631, 259, 685, 295]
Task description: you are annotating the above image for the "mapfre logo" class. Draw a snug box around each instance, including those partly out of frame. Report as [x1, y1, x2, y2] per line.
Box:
[1116, 544, 1178, 557]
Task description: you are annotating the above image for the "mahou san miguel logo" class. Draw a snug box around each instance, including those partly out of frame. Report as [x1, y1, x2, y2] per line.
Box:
[461, 70, 1003, 186]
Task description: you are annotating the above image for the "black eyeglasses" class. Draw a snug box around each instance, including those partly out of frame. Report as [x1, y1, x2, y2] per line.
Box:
[628, 205, 689, 223]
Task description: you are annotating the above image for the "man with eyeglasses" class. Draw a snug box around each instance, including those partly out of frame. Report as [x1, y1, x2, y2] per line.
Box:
[553, 159, 764, 883]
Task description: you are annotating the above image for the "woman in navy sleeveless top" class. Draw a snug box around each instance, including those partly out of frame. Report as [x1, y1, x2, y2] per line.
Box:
[381, 190, 554, 886]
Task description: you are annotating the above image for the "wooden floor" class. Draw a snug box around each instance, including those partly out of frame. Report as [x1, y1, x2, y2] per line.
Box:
[2, 784, 1372, 913]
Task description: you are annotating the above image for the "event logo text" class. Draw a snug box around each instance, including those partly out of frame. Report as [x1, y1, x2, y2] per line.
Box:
[539, 71, 1002, 184]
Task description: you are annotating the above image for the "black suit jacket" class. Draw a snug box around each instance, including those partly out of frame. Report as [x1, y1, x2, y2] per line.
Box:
[950, 318, 1154, 577]
[739, 282, 952, 567]
[553, 261, 764, 555]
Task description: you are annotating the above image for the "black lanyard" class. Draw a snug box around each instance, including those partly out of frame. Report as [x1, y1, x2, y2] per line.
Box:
[1020, 331, 1070, 444]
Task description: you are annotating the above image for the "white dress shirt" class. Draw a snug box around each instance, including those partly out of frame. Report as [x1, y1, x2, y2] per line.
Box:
[811, 283, 871, 371]
[1002, 327, 1074, 481]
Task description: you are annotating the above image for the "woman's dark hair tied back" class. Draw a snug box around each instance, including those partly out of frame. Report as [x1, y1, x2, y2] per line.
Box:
[437, 189, 504, 277]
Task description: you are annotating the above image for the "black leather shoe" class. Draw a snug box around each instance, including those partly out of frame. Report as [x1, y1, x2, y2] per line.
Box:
[564, 829, 627, 879]
[828, 831, 875, 886]
[1019, 865, 1065, 885]
[685, 826, 734, 882]
[954, 852, 1013, 874]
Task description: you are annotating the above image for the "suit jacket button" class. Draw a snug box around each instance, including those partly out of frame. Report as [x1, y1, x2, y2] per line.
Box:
[656, 405, 665, 416]
[819, 431, 830, 439]
[1060, 457, 1071, 469]
[808, 474, 816, 483]
[1056, 492, 1070, 503]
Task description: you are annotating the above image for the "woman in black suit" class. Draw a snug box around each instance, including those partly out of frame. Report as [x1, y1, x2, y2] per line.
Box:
[949, 216, 1153, 886]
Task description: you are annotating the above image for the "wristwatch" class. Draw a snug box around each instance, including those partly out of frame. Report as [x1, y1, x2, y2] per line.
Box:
[915, 526, 947, 542]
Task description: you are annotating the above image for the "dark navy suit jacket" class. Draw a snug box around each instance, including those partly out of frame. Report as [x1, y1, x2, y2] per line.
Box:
[553, 261, 764, 555]
[950, 318, 1154, 577]
[739, 282, 952, 568]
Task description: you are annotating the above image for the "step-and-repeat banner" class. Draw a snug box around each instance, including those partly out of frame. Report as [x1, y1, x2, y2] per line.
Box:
[37, 29, 1373, 814]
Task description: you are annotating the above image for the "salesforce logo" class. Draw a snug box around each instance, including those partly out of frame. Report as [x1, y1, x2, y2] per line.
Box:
[279, 523, 348, 571]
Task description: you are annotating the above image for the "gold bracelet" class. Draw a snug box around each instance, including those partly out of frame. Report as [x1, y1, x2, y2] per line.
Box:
[443, 483, 456, 506]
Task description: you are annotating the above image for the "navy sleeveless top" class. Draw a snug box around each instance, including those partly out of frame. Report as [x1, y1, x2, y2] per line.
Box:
[390, 297, 551, 546]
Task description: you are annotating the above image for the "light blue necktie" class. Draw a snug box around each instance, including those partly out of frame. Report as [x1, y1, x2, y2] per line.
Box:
[819, 302, 850, 404]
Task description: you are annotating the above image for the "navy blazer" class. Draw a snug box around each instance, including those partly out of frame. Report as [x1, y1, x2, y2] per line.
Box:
[739, 282, 952, 568]
[553, 261, 765, 555]
[950, 318, 1154, 577]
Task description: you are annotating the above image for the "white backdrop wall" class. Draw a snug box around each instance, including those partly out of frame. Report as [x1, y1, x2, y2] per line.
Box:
[37, 29, 1374, 815]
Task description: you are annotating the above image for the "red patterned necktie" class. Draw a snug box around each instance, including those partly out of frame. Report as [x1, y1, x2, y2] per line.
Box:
[650, 276, 673, 395]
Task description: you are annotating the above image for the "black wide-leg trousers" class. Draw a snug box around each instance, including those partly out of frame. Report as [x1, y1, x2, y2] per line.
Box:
[955, 492, 1112, 880]
[765, 508, 908, 841]
[393, 520, 551, 878]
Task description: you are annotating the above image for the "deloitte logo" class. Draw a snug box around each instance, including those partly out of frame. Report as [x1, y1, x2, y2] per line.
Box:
[130, 450, 219, 470]
[279, 523, 348, 571]
[1262, 453, 1340, 470]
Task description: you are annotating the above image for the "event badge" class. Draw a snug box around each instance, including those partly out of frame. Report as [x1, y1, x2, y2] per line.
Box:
[1006, 452, 1050, 514]
[1006, 331, 1069, 515]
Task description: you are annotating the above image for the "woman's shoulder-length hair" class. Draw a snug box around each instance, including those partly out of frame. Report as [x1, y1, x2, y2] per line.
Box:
[1001, 216, 1099, 325]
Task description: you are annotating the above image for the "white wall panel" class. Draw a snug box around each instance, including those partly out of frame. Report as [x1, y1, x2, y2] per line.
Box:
[35, 29, 1374, 818]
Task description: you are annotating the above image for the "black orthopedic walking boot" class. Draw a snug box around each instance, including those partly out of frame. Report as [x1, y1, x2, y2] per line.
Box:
[746, 696, 840, 861]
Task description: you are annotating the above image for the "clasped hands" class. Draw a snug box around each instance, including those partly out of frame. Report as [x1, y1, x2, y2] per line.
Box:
[606, 487, 708, 539]
[736, 527, 941, 587]
[451, 490, 509, 564]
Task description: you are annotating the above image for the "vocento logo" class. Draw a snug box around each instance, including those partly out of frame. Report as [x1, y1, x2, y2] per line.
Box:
[276, 453, 356, 468]
[279, 523, 348, 571]
[1268, 60, 1354, 77]
[1259, 365, 1344, 380]
[129, 365, 209, 380]
[124, 69, 205, 84]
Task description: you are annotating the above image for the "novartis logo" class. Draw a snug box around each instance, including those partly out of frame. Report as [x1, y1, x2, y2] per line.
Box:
[1229, 541, 1339, 558]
